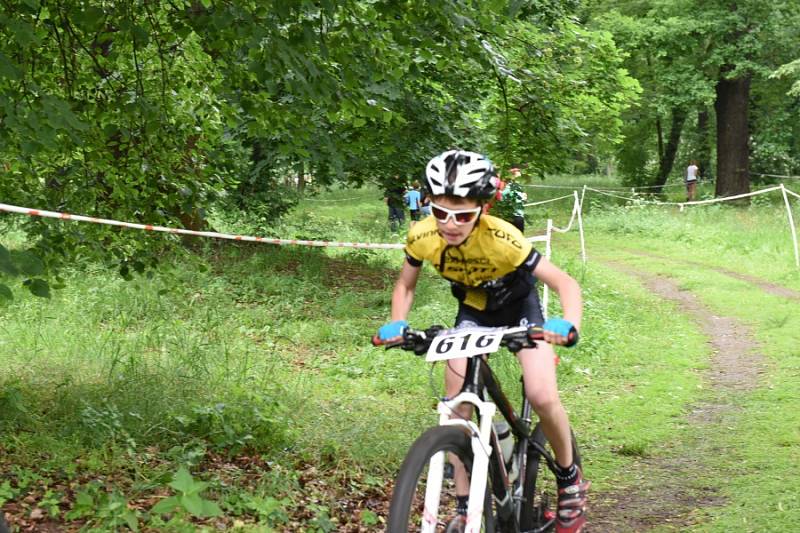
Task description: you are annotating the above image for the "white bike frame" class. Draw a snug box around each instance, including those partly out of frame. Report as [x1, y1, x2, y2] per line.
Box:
[420, 392, 497, 533]
[416, 325, 531, 532]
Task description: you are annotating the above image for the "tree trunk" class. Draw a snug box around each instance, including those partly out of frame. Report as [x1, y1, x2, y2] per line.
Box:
[296, 161, 305, 192]
[654, 107, 687, 191]
[655, 117, 664, 162]
[715, 76, 750, 197]
[697, 108, 712, 181]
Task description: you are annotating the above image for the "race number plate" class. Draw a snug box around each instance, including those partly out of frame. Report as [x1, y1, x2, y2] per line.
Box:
[426, 327, 504, 362]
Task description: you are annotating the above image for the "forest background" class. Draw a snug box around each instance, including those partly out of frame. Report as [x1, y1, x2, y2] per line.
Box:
[2, 0, 799, 292]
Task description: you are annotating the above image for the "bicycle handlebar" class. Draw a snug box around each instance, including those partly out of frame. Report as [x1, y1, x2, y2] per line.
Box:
[371, 324, 578, 355]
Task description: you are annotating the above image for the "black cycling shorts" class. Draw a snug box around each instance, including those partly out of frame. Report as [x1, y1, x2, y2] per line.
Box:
[454, 289, 544, 329]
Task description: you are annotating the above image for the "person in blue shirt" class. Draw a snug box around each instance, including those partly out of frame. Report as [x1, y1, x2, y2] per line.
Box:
[404, 186, 422, 227]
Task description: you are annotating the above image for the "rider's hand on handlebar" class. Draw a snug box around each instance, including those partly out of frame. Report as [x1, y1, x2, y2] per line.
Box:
[542, 317, 579, 347]
[376, 320, 408, 343]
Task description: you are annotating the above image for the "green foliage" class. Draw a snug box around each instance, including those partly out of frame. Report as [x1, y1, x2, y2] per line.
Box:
[589, 0, 800, 187]
[1, 2, 242, 272]
[361, 509, 380, 526]
[307, 504, 336, 533]
[480, 18, 640, 174]
[64, 483, 139, 531]
[79, 400, 138, 452]
[172, 397, 288, 454]
[0, 480, 19, 507]
[39, 488, 63, 518]
[0, 0, 640, 277]
[772, 58, 800, 97]
[224, 493, 289, 526]
[0, 243, 51, 300]
[221, 183, 301, 234]
[151, 467, 223, 518]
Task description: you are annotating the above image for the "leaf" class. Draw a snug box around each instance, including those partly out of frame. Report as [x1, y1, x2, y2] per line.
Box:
[361, 509, 379, 526]
[42, 96, 88, 132]
[168, 467, 197, 494]
[0, 284, 12, 302]
[179, 493, 205, 516]
[151, 496, 179, 514]
[0, 245, 19, 276]
[0, 51, 22, 81]
[15, 251, 44, 276]
[132, 25, 150, 47]
[507, 0, 526, 18]
[200, 498, 222, 517]
[25, 278, 51, 298]
[73, 6, 105, 32]
[65, 491, 94, 519]
[7, 20, 40, 48]
[124, 510, 139, 532]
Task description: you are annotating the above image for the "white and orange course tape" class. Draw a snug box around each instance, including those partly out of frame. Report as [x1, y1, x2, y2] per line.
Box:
[0, 201, 552, 251]
[0, 202, 405, 250]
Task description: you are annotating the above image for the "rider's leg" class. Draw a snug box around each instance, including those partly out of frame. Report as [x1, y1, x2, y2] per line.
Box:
[516, 343, 573, 468]
[518, 343, 589, 532]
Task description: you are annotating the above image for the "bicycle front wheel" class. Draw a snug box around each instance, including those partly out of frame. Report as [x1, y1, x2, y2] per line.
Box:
[387, 425, 496, 533]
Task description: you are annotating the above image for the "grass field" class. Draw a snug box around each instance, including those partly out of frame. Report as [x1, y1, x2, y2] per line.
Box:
[1, 176, 799, 531]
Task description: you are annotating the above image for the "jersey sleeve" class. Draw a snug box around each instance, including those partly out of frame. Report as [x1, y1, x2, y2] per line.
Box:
[405, 231, 424, 265]
[405, 253, 423, 267]
[404, 217, 438, 266]
[520, 247, 541, 271]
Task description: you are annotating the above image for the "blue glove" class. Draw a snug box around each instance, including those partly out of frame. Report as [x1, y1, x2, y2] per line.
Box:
[543, 317, 577, 344]
[378, 320, 408, 341]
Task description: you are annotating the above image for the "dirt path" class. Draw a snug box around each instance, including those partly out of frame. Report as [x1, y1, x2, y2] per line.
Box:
[621, 248, 800, 301]
[588, 259, 768, 532]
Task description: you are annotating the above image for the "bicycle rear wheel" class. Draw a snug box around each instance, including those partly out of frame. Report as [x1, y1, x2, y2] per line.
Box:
[388, 425, 496, 532]
[519, 424, 581, 531]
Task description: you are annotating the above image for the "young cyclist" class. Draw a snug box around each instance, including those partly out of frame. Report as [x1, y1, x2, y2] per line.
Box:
[377, 150, 590, 533]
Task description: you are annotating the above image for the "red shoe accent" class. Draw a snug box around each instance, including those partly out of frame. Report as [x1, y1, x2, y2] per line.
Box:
[444, 514, 466, 533]
[555, 468, 590, 533]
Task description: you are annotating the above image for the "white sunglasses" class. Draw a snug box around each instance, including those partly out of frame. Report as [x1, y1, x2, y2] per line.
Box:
[429, 201, 482, 225]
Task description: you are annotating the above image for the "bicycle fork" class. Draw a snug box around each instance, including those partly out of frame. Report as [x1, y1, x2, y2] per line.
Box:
[421, 392, 497, 533]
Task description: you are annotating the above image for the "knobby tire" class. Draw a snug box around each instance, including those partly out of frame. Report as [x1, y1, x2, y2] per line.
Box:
[388, 425, 496, 532]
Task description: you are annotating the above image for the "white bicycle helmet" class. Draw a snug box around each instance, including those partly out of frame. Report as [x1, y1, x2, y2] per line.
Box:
[425, 150, 498, 200]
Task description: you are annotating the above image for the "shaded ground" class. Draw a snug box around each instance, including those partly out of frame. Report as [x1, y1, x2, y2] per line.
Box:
[588, 260, 768, 532]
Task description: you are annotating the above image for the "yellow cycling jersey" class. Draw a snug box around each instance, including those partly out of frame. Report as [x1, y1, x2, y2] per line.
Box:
[405, 214, 541, 311]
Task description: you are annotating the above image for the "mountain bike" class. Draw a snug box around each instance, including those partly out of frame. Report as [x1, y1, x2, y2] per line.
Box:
[374, 324, 581, 533]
